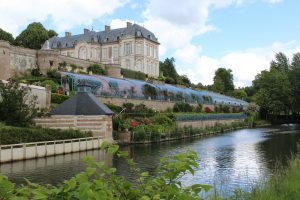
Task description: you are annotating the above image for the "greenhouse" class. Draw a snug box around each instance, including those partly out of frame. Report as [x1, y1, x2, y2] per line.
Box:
[61, 72, 248, 107]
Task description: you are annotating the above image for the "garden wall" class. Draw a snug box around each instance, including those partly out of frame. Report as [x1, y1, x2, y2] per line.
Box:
[97, 96, 215, 112]
[34, 115, 113, 138]
[177, 118, 244, 129]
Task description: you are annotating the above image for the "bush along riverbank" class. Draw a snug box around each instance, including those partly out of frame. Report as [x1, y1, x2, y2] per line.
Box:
[129, 121, 250, 144]
[0, 123, 92, 145]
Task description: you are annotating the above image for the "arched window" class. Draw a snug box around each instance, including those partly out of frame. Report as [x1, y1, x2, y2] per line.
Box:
[145, 60, 149, 74]
[79, 47, 87, 59]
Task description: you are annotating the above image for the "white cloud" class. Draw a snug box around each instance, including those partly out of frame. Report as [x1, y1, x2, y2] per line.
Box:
[0, 0, 128, 36]
[175, 41, 300, 87]
[110, 19, 135, 29]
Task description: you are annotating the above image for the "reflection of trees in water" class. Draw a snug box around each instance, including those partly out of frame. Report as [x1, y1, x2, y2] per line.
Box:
[257, 125, 300, 169]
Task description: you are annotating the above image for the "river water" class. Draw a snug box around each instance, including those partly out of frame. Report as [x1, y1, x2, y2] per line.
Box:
[1, 125, 300, 196]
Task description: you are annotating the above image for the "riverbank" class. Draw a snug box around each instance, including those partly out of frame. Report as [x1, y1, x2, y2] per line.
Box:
[117, 120, 269, 145]
[233, 150, 300, 200]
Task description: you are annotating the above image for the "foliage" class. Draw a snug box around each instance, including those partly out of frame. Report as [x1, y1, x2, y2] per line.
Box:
[159, 57, 179, 84]
[231, 89, 248, 101]
[48, 29, 58, 38]
[143, 84, 157, 99]
[173, 102, 193, 112]
[179, 75, 192, 87]
[47, 69, 61, 81]
[0, 28, 14, 44]
[41, 80, 58, 93]
[30, 67, 42, 77]
[212, 68, 234, 95]
[87, 64, 106, 75]
[105, 103, 122, 113]
[194, 103, 203, 113]
[0, 142, 212, 199]
[58, 61, 68, 71]
[51, 93, 70, 104]
[0, 124, 92, 145]
[151, 114, 175, 126]
[0, 79, 38, 127]
[121, 68, 147, 81]
[289, 53, 300, 114]
[14, 22, 52, 49]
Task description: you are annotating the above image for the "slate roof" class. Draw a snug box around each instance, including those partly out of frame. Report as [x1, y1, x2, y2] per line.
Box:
[51, 92, 114, 115]
[48, 24, 159, 49]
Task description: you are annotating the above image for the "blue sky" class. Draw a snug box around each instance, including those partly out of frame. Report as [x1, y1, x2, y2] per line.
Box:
[0, 0, 299, 87]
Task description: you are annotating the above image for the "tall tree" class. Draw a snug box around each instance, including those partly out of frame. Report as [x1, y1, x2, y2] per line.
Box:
[14, 22, 50, 49]
[212, 68, 234, 94]
[253, 68, 293, 117]
[270, 52, 289, 72]
[290, 53, 300, 114]
[0, 28, 14, 44]
[48, 29, 58, 38]
[160, 57, 179, 83]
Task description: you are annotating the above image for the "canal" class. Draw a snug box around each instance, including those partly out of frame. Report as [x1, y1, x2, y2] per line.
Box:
[1, 124, 300, 196]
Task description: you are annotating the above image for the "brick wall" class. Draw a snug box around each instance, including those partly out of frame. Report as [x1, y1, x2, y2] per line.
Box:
[34, 115, 113, 138]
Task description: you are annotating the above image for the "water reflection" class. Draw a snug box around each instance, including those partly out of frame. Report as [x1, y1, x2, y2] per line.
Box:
[0, 125, 300, 196]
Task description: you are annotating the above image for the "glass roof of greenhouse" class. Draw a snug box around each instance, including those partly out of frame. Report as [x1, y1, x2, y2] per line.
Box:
[61, 72, 248, 107]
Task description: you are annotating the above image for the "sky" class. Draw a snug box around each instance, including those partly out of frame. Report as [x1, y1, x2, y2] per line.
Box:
[0, 0, 299, 87]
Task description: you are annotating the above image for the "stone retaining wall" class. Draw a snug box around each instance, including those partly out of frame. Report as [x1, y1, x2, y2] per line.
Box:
[34, 115, 112, 138]
[177, 118, 243, 129]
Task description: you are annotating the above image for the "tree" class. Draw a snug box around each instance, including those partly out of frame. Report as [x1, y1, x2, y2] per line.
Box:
[160, 57, 180, 83]
[0, 79, 38, 126]
[212, 68, 234, 94]
[47, 29, 58, 38]
[253, 68, 293, 117]
[290, 53, 300, 114]
[14, 22, 50, 49]
[232, 89, 248, 101]
[179, 75, 191, 87]
[270, 52, 289, 72]
[0, 28, 14, 44]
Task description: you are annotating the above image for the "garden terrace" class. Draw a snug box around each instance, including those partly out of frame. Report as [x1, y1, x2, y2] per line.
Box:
[61, 72, 248, 107]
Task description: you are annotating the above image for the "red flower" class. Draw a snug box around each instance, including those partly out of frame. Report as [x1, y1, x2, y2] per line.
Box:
[205, 107, 213, 113]
[130, 120, 140, 127]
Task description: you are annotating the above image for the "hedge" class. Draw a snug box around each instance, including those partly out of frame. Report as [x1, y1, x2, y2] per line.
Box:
[0, 125, 92, 145]
[121, 69, 147, 81]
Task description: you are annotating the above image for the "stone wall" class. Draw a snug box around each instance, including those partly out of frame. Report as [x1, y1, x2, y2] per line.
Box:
[0, 40, 123, 80]
[177, 118, 243, 129]
[1, 80, 51, 109]
[97, 95, 215, 112]
[34, 115, 113, 138]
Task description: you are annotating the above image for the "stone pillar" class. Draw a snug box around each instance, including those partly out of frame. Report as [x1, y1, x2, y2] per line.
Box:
[0, 41, 11, 80]
[105, 63, 122, 79]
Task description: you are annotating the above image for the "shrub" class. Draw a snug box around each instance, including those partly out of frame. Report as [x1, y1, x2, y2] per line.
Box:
[105, 103, 122, 113]
[143, 84, 157, 99]
[46, 69, 61, 81]
[194, 103, 203, 113]
[0, 125, 92, 145]
[51, 93, 70, 104]
[41, 80, 57, 93]
[87, 64, 106, 75]
[223, 105, 231, 113]
[151, 114, 174, 126]
[0, 80, 38, 127]
[173, 102, 193, 112]
[31, 67, 42, 77]
[165, 77, 176, 84]
[121, 68, 147, 81]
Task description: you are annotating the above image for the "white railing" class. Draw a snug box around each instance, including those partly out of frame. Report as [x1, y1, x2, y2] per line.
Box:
[0, 137, 104, 163]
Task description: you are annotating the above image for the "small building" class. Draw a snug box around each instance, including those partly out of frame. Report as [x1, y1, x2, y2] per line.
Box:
[35, 82, 114, 139]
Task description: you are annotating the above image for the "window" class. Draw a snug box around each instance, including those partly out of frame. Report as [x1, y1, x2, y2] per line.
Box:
[125, 43, 131, 55]
[136, 60, 142, 71]
[126, 59, 131, 69]
[102, 48, 108, 59]
[136, 43, 142, 54]
[150, 46, 153, 57]
[145, 60, 149, 74]
[79, 47, 87, 59]
[113, 47, 118, 60]
[146, 44, 150, 56]
[92, 48, 97, 60]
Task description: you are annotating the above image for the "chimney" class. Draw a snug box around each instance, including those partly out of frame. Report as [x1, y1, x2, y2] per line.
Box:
[65, 32, 72, 37]
[84, 28, 90, 34]
[126, 22, 132, 28]
[105, 25, 111, 32]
